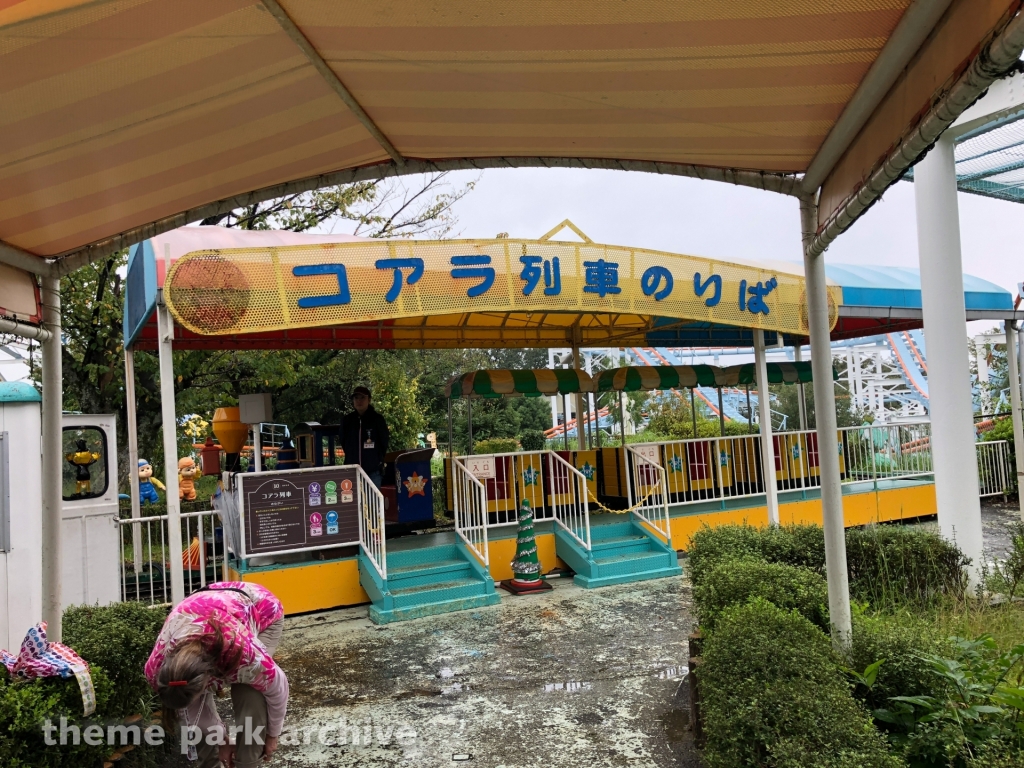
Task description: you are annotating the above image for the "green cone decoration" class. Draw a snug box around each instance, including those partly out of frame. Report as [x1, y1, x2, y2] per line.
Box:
[511, 499, 542, 584]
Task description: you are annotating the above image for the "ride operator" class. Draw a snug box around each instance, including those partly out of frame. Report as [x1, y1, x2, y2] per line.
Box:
[340, 386, 390, 488]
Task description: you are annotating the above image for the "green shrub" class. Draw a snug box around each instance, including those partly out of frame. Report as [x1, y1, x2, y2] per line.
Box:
[693, 557, 830, 632]
[848, 611, 948, 712]
[699, 599, 902, 768]
[0, 603, 169, 767]
[0, 664, 114, 767]
[688, 523, 825, 588]
[688, 522, 967, 608]
[846, 526, 969, 607]
[473, 437, 519, 454]
[518, 430, 546, 451]
[64, 602, 167, 718]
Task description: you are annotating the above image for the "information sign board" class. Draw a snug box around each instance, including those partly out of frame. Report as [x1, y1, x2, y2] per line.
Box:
[238, 466, 360, 556]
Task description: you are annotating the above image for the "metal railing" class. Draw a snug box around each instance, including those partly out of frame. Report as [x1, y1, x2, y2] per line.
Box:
[357, 467, 387, 579]
[116, 508, 227, 607]
[546, 451, 592, 550]
[452, 457, 489, 564]
[625, 445, 672, 544]
[977, 439, 1014, 498]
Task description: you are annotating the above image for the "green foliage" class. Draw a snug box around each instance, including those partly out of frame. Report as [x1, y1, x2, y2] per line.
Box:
[0, 600, 169, 767]
[687, 523, 968, 608]
[365, 359, 426, 451]
[874, 636, 1024, 766]
[992, 522, 1024, 601]
[644, 395, 752, 439]
[519, 429, 546, 451]
[845, 526, 970, 608]
[473, 438, 519, 454]
[693, 557, 830, 632]
[700, 599, 902, 768]
[848, 611, 948, 712]
[981, 416, 1016, 447]
[63, 602, 168, 719]
[687, 522, 826, 589]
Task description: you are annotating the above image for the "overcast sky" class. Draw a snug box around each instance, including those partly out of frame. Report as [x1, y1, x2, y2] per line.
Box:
[426, 167, 1024, 300]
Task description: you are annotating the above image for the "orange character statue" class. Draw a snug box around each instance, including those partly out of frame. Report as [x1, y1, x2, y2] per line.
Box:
[177, 456, 202, 501]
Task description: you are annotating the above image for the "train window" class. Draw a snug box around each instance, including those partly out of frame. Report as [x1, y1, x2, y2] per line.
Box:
[62, 427, 108, 500]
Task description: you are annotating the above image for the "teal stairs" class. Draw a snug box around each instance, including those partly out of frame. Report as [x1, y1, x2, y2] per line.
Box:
[358, 540, 501, 624]
[554, 518, 682, 588]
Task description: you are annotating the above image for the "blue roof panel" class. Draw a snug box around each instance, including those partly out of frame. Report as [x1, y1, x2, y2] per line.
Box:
[825, 264, 1012, 311]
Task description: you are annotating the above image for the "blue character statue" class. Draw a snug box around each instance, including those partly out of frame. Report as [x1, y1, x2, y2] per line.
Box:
[138, 459, 165, 504]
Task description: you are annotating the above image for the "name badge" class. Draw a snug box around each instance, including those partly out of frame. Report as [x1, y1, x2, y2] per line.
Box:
[364, 441, 375, 449]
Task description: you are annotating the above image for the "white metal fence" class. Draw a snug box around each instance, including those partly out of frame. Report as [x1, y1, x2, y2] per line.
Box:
[546, 451, 592, 550]
[116, 508, 227, 607]
[625, 446, 672, 544]
[358, 467, 387, 579]
[452, 457, 489, 564]
[977, 439, 1014, 498]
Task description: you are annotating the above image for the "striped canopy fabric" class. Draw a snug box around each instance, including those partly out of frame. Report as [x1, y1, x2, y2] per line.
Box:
[0, 0, 1016, 271]
[595, 365, 730, 393]
[724, 361, 834, 385]
[446, 369, 594, 399]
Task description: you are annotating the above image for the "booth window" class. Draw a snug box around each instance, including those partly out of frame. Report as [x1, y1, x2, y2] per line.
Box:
[62, 427, 108, 500]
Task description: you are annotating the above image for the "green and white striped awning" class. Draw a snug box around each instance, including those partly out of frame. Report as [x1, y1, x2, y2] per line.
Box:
[595, 365, 731, 392]
[723, 361, 829, 385]
[446, 369, 595, 399]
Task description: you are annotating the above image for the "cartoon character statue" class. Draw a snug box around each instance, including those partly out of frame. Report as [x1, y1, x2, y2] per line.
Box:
[177, 456, 202, 501]
[65, 439, 100, 497]
[137, 459, 165, 504]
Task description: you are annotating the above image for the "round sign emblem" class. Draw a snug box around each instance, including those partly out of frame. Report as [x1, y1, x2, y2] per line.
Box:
[308, 482, 321, 494]
[340, 479, 353, 492]
[326, 510, 338, 524]
[309, 512, 323, 525]
[325, 481, 337, 493]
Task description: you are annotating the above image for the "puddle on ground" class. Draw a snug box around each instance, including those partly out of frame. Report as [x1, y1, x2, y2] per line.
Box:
[438, 667, 456, 678]
[657, 665, 689, 680]
[543, 681, 593, 692]
[661, 707, 691, 743]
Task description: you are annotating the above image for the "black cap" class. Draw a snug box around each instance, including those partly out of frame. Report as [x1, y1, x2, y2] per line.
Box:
[351, 386, 371, 400]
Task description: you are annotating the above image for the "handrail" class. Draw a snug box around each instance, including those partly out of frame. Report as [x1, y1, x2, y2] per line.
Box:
[452, 457, 490, 565]
[625, 445, 672, 545]
[357, 466, 387, 580]
[547, 450, 591, 550]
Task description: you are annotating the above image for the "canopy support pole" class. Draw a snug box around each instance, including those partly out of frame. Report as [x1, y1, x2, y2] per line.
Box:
[40, 275, 63, 641]
[802, 194, 852, 650]
[125, 348, 143, 570]
[562, 394, 570, 451]
[594, 393, 602, 448]
[157, 296, 185, 606]
[753, 330, 779, 526]
[1005, 321, 1024, 519]
[690, 388, 698, 437]
[746, 385, 752, 433]
[447, 397, 454, 457]
[618, 391, 626, 447]
[467, 399, 474, 455]
[717, 388, 725, 436]
[794, 344, 808, 431]
[572, 345, 586, 451]
[914, 132, 984, 583]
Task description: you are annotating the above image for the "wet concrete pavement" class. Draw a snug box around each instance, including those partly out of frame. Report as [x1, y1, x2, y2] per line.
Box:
[914, 497, 1022, 563]
[268, 574, 696, 768]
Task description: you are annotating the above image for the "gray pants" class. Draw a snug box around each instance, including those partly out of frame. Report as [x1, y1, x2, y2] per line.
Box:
[195, 620, 283, 768]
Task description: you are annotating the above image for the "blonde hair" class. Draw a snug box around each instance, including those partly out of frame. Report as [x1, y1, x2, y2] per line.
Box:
[155, 618, 244, 712]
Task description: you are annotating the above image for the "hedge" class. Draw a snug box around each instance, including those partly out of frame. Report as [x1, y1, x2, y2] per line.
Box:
[847, 612, 947, 714]
[688, 523, 967, 607]
[699, 599, 903, 768]
[692, 557, 830, 632]
[0, 602, 168, 768]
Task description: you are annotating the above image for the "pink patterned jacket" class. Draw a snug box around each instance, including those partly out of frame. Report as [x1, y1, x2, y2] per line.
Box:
[144, 582, 288, 736]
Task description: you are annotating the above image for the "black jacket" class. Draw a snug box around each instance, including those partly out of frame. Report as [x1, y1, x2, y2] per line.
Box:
[340, 406, 390, 474]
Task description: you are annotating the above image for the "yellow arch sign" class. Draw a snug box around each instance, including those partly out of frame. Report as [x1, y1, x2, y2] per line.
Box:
[164, 236, 839, 342]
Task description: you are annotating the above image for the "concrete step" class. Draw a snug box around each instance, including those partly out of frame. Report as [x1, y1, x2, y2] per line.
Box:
[369, 591, 501, 624]
[593, 549, 676, 577]
[590, 534, 652, 555]
[386, 543, 460, 569]
[390, 577, 492, 608]
[386, 558, 473, 588]
[588, 521, 635, 541]
[573, 562, 682, 589]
